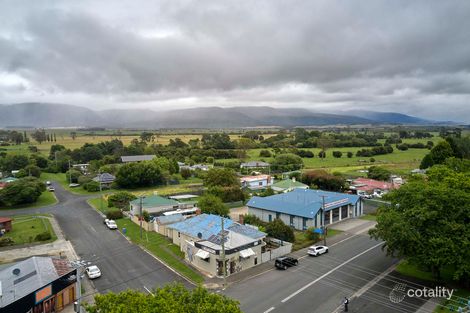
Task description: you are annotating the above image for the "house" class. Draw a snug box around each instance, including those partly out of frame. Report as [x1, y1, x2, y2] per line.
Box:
[271, 178, 309, 193]
[0, 177, 18, 189]
[154, 213, 186, 235]
[129, 195, 181, 216]
[247, 189, 362, 230]
[168, 194, 199, 209]
[121, 155, 156, 163]
[349, 177, 398, 196]
[72, 163, 90, 174]
[0, 256, 77, 313]
[180, 164, 210, 171]
[0, 217, 12, 232]
[240, 174, 274, 190]
[92, 172, 116, 187]
[166, 214, 266, 277]
[240, 161, 270, 169]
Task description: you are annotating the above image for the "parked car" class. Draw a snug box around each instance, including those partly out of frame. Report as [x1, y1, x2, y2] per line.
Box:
[69, 183, 80, 188]
[275, 256, 298, 270]
[46, 181, 51, 186]
[105, 219, 118, 230]
[85, 265, 101, 279]
[308, 245, 329, 257]
[47, 186, 55, 192]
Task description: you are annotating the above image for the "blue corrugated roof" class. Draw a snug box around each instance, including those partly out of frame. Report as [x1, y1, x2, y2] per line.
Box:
[167, 214, 266, 240]
[247, 189, 360, 219]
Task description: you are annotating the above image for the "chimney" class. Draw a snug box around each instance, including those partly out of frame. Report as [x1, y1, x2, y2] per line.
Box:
[239, 214, 245, 224]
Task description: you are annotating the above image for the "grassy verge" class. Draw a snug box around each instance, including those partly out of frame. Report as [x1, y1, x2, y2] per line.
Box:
[115, 218, 204, 284]
[360, 214, 377, 221]
[87, 197, 119, 215]
[434, 289, 470, 313]
[0, 191, 57, 210]
[293, 228, 343, 251]
[3, 214, 57, 246]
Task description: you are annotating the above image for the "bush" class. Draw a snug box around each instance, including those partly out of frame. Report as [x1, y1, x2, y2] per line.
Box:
[370, 157, 376, 163]
[197, 194, 229, 217]
[367, 166, 391, 181]
[265, 219, 295, 242]
[301, 170, 346, 192]
[259, 150, 272, 157]
[28, 146, 38, 152]
[83, 181, 100, 192]
[243, 214, 267, 227]
[332, 151, 342, 158]
[318, 151, 326, 158]
[347, 151, 353, 158]
[142, 210, 151, 222]
[106, 210, 124, 220]
[78, 175, 92, 185]
[35, 231, 52, 241]
[0, 177, 45, 206]
[0, 237, 14, 247]
[107, 191, 137, 210]
[65, 169, 81, 183]
[180, 168, 192, 180]
[305, 228, 321, 241]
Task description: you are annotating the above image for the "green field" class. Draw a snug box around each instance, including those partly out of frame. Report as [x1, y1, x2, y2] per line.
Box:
[115, 218, 204, 284]
[3, 214, 57, 246]
[0, 190, 57, 210]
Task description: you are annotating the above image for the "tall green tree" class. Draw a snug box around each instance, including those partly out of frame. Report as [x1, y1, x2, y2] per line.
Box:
[85, 283, 242, 313]
[419, 141, 454, 169]
[369, 164, 470, 283]
[31, 129, 47, 144]
[197, 194, 229, 217]
[367, 166, 391, 181]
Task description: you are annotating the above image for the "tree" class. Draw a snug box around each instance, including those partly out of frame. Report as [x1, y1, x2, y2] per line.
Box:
[140, 132, 155, 143]
[65, 169, 81, 183]
[0, 154, 30, 172]
[70, 131, 77, 140]
[197, 194, 229, 216]
[107, 191, 137, 210]
[0, 177, 45, 206]
[31, 129, 47, 144]
[259, 150, 272, 157]
[115, 161, 165, 188]
[265, 218, 295, 242]
[24, 165, 41, 178]
[204, 168, 239, 187]
[332, 151, 342, 158]
[301, 170, 345, 191]
[369, 164, 470, 283]
[419, 141, 454, 169]
[271, 153, 303, 172]
[180, 168, 192, 180]
[367, 166, 391, 181]
[85, 283, 242, 313]
[347, 151, 353, 158]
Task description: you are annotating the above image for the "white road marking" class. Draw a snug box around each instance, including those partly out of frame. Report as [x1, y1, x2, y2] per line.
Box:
[281, 242, 383, 303]
[263, 306, 275, 313]
[143, 285, 154, 296]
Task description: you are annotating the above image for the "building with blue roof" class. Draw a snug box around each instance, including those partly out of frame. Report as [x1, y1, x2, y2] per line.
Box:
[247, 189, 362, 230]
[165, 214, 267, 278]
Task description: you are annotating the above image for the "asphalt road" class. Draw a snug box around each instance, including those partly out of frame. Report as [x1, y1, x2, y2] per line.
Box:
[1, 182, 188, 294]
[223, 233, 427, 313]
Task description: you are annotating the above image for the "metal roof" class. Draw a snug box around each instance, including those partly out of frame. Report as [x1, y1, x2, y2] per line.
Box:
[247, 189, 360, 219]
[272, 179, 309, 190]
[92, 173, 115, 183]
[241, 161, 270, 168]
[130, 195, 179, 208]
[121, 155, 156, 162]
[0, 257, 74, 308]
[155, 214, 185, 225]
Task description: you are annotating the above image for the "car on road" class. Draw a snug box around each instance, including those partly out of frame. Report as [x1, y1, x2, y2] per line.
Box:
[46, 181, 51, 186]
[85, 265, 102, 279]
[47, 186, 55, 192]
[105, 219, 118, 229]
[308, 245, 329, 257]
[275, 256, 298, 270]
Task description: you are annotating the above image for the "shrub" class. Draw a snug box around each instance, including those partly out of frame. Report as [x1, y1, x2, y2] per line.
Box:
[332, 151, 342, 158]
[35, 231, 52, 241]
[347, 151, 353, 158]
[265, 219, 295, 242]
[106, 210, 124, 220]
[142, 210, 151, 222]
[305, 227, 321, 241]
[243, 214, 267, 227]
[180, 168, 192, 180]
[77, 175, 92, 185]
[370, 157, 376, 163]
[83, 181, 100, 192]
[65, 169, 81, 183]
[259, 150, 272, 157]
[107, 191, 137, 210]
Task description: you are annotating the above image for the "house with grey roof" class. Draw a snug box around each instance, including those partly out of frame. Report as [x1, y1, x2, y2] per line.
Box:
[120, 155, 156, 163]
[92, 172, 115, 186]
[247, 189, 362, 230]
[166, 214, 267, 277]
[240, 161, 270, 169]
[0, 256, 77, 313]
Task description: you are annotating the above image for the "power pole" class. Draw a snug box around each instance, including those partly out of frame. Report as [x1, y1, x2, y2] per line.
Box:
[68, 160, 72, 184]
[98, 170, 103, 213]
[140, 196, 144, 240]
[221, 216, 227, 289]
[320, 195, 327, 246]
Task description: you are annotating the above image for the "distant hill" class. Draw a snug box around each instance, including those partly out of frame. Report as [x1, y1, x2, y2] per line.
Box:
[0, 102, 448, 128]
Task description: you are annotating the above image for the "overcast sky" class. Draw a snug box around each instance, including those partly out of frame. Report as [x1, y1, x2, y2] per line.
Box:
[0, 1, 469, 122]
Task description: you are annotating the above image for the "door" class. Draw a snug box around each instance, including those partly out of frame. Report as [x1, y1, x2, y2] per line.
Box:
[57, 292, 63, 310]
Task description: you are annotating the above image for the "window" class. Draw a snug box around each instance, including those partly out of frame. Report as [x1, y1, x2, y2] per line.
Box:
[178, 232, 181, 238]
[259, 182, 263, 186]
[290, 215, 294, 227]
[302, 217, 307, 230]
[254, 257, 258, 265]
[268, 214, 272, 222]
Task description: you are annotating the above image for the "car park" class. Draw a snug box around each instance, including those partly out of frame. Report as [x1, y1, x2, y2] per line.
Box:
[308, 245, 329, 257]
[85, 265, 102, 279]
[105, 219, 118, 229]
[275, 256, 298, 270]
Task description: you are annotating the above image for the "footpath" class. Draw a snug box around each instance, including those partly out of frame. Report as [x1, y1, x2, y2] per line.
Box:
[204, 218, 376, 290]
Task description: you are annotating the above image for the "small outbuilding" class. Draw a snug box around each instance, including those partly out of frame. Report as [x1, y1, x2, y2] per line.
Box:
[0, 217, 13, 233]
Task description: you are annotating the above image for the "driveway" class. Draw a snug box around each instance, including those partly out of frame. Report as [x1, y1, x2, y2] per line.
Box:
[1, 181, 189, 294]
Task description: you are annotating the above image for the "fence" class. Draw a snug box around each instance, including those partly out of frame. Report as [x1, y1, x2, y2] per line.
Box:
[260, 237, 292, 263]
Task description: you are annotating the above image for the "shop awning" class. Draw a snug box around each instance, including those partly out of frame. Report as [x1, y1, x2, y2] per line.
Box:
[239, 248, 256, 258]
[195, 249, 210, 259]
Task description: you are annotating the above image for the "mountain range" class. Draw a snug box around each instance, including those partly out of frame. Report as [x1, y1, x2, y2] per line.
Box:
[0, 103, 453, 128]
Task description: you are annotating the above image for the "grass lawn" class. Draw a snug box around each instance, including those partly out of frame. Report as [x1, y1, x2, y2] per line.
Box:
[115, 218, 204, 284]
[293, 228, 342, 251]
[4, 214, 57, 246]
[0, 191, 57, 210]
[87, 197, 118, 215]
[395, 260, 456, 283]
[360, 214, 377, 221]
[434, 288, 470, 313]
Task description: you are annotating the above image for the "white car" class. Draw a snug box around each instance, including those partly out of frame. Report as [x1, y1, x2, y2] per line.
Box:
[46, 181, 51, 186]
[85, 265, 101, 279]
[308, 245, 329, 257]
[69, 183, 80, 188]
[105, 219, 118, 230]
[47, 186, 55, 192]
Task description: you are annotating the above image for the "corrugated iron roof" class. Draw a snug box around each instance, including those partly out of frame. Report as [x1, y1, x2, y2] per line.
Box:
[121, 155, 156, 162]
